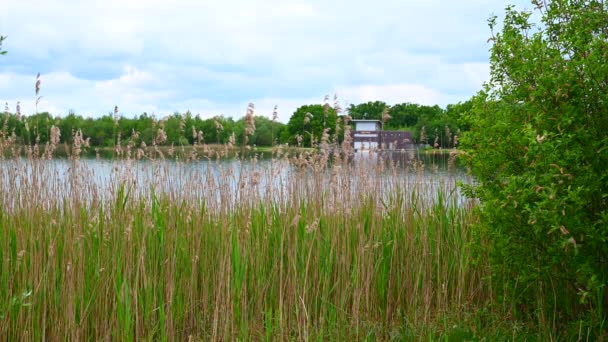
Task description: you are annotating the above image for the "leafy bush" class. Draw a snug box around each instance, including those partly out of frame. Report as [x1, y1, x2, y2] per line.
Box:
[462, 0, 608, 333]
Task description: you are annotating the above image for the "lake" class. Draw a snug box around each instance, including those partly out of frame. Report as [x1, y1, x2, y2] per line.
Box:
[0, 149, 473, 212]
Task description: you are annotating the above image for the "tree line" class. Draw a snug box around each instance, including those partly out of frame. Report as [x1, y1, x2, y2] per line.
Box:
[1, 99, 472, 149]
[0, 110, 287, 148]
[1, 37, 471, 150]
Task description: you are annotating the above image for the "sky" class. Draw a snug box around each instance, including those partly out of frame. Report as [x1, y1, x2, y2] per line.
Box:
[1, 0, 533, 123]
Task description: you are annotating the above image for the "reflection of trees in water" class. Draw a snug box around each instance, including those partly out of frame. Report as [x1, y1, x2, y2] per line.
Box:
[355, 150, 464, 174]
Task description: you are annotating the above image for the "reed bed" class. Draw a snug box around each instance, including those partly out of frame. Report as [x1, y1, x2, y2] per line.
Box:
[0, 136, 496, 340]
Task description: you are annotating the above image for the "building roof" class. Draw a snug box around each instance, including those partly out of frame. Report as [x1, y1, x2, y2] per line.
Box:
[350, 119, 381, 123]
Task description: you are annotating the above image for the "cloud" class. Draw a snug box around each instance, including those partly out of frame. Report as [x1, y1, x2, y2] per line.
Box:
[0, 67, 171, 116]
[1, 0, 533, 122]
[336, 84, 456, 108]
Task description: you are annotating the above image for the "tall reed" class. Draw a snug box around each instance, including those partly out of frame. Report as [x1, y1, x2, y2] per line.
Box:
[0, 130, 497, 340]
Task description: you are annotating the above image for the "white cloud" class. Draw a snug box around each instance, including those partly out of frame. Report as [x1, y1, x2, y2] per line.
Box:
[462, 63, 491, 89]
[336, 84, 456, 108]
[0, 67, 171, 116]
[1, 0, 534, 122]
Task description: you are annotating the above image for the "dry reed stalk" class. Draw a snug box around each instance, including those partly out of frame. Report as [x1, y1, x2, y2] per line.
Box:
[0, 113, 489, 340]
[35, 73, 42, 114]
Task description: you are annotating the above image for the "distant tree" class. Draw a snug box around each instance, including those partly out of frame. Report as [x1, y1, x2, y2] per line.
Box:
[195, 116, 235, 145]
[181, 111, 198, 145]
[117, 116, 139, 143]
[195, 117, 217, 144]
[348, 101, 387, 120]
[445, 99, 473, 132]
[25, 112, 55, 144]
[387, 103, 421, 128]
[411, 105, 451, 146]
[82, 115, 114, 147]
[0, 36, 6, 55]
[1, 112, 25, 144]
[286, 105, 337, 147]
[163, 113, 189, 145]
[234, 116, 286, 146]
[132, 113, 155, 145]
[58, 111, 85, 144]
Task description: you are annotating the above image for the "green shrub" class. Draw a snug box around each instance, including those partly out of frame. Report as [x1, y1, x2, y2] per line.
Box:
[462, 0, 608, 334]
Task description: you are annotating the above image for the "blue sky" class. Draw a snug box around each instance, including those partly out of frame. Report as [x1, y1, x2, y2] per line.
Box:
[1, 0, 532, 122]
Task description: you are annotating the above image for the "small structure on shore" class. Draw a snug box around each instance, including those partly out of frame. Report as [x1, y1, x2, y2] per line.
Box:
[351, 119, 412, 152]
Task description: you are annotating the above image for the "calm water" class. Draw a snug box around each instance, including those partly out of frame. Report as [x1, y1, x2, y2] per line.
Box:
[0, 150, 473, 208]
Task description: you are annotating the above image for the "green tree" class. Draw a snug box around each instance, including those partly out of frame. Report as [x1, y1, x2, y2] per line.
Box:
[163, 113, 189, 145]
[0, 36, 6, 55]
[1, 112, 26, 145]
[82, 115, 115, 146]
[133, 113, 156, 145]
[462, 0, 608, 333]
[388, 103, 422, 128]
[181, 111, 198, 145]
[286, 105, 337, 147]
[348, 101, 387, 120]
[58, 111, 85, 144]
[195, 116, 235, 145]
[234, 116, 285, 147]
[412, 105, 449, 146]
[25, 112, 55, 144]
[445, 99, 473, 132]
